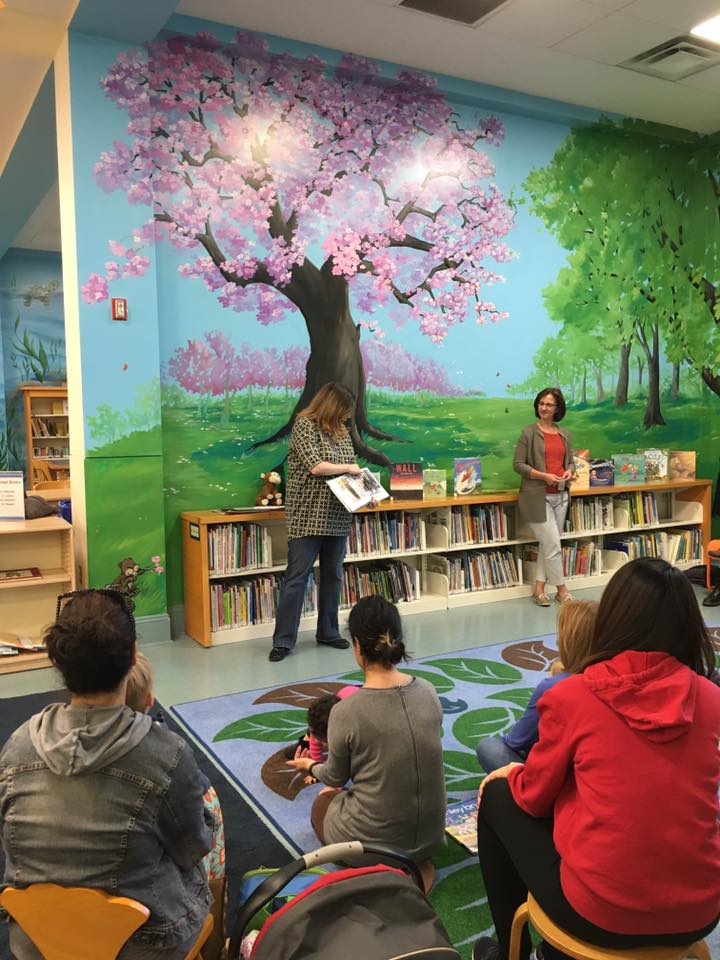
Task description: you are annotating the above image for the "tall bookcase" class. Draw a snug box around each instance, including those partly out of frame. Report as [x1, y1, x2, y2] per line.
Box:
[0, 516, 75, 674]
[181, 479, 710, 648]
[21, 384, 70, 485]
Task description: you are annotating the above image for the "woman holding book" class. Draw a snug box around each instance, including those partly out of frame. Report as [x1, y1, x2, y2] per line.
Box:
[269, 382, 360, 663]
[513, 387, 575, 607]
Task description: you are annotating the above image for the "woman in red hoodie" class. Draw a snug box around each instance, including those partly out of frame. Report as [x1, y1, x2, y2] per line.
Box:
[473, 557, 719, 960]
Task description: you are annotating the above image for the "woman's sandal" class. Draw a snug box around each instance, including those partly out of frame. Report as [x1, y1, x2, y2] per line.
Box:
[532, 593, 551, 607]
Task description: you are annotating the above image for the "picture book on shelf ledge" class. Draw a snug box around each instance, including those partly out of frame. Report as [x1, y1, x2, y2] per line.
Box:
[668, 451, 696, 481]
[589, 459, 614, 487]
[423, 469, 447, 499]
[390, 463, 424, 500]
[642, 449, 668, 482]
[573, 449, 590, 488]
[454, 458, 481, 495]
[327, 468, 389, 513]
[445, 798, 478, 854]
[613, 454, 645, 485]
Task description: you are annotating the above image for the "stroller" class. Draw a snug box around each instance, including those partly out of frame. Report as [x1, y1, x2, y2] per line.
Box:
[228, 841, 461, 960]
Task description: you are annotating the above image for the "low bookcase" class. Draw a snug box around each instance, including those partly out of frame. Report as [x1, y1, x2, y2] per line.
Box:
[181, 478, 710, 648]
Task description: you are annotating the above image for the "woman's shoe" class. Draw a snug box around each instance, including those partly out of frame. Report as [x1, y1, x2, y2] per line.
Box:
[472, 938, 500, 960]
[268, 647, 289, 662]
[532, 593, 551, 607]
[555, 592, 573, 604]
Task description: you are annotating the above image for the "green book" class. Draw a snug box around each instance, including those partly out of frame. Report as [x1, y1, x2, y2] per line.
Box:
[423, 469, 447, 499]
[613, 454, 645, 485]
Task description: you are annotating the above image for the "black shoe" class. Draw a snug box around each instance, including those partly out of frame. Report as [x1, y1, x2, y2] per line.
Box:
[316, 638, 350, 649]
[269, 647, 289, 662]
[472, 938, 500, 960]
[703, 587, 720, 607]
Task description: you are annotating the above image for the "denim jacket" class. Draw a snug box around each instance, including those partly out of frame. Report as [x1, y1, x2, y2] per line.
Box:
[0, 704, 213, 954]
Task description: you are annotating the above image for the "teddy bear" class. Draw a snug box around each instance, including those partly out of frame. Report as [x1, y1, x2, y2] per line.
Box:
[255, 471, 283, 507]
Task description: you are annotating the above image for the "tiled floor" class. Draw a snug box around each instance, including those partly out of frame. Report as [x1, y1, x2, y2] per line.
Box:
[2, 583, 717, 706]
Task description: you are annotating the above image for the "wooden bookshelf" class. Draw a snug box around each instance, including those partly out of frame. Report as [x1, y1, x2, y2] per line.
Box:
[181, 479, 711, 648]
[0, 516, 74, 674]
[20, 384, 70, 487]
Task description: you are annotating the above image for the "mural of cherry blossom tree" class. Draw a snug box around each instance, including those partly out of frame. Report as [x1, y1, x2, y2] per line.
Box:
[361, 341, 462, 396]
[84, 31, 515, 464]
[167, 329, 250, 423]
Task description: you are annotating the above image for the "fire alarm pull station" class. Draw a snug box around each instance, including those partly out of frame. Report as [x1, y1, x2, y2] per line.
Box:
[111, 298, 128, 321]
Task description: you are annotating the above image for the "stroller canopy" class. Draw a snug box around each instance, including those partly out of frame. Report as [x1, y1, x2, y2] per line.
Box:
[248, 864, 459, 960]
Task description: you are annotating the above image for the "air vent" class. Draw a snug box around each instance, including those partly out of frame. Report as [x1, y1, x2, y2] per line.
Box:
[620, 35, 720, 81]
[399, 0, 511, 27]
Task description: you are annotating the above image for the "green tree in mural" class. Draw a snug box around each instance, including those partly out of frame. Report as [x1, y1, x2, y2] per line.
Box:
[88, 404, 127, 445]
[82, 32, 516, 465]
[524, 119, 720, 427]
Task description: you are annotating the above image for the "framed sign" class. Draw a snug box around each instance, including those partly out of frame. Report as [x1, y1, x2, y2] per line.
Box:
[0, 471, 24, 520]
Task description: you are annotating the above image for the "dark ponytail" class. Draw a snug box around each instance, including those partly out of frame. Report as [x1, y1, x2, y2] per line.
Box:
[348, 595, 408, 667]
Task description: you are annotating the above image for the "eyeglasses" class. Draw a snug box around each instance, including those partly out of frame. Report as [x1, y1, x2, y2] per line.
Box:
[538, 402, 557, 408]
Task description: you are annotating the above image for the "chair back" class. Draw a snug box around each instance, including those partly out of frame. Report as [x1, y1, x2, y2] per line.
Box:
[33, 479, 67, 491]
[0, 884, 150, 960]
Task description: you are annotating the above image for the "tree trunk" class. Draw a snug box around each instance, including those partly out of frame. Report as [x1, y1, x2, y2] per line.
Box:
[615, 341, 631, 406]
[636, 323, 665, 428]
[251, 262, 402, 465]
[581, 367, 587, 405]
[636, 356, 644, 387]
[701, 367, 720, 397]
[671, 362, 680, 399]
[221, 386, 231, 425]
[594, 366, 605, 403]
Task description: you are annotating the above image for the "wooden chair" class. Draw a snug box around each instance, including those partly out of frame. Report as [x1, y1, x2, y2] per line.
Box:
[32, 460, 54, 484]
[510, 895, 710, 960]
[0, 884, 213, 960]
[32, 479, 68, 492]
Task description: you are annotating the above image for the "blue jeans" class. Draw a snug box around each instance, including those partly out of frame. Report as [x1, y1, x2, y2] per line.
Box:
[475, 736, 525, 775]
[272, 535, 347, 650]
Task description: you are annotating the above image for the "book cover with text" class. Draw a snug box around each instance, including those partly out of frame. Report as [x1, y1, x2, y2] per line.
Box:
[642, 449, 668, 482]
[613, 454, 645, 485]
[423, 469, 447, 499]
[589, 459, 614, 487]
[390, 463, 424, 500]
[573, 449, 590, 488]
[445, 799, 478, 854]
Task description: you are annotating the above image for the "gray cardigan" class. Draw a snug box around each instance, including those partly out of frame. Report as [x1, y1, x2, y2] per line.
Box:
[312, 677, 446, 861]
[513, 422, 574, 523]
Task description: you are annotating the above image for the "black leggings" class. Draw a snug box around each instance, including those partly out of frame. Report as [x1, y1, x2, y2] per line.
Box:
[477, 779, 717, 960]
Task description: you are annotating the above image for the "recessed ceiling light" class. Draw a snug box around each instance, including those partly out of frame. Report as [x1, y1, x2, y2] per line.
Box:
[691, 14, 720, 45]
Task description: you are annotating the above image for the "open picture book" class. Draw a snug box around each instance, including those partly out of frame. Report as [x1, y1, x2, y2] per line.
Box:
[445, 798, 478, 854]
[326, 467, 389, 512]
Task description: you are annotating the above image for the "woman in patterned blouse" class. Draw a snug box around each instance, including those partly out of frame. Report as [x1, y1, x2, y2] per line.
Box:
[269, 383, 361, 662]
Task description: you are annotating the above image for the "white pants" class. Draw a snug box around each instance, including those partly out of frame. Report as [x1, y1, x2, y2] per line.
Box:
[528, 492, 569, 588]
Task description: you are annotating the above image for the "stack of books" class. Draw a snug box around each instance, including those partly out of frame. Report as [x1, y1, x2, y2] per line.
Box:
[445, 549, 520, 593]
[561, 541, 599, 578]
[449, 504, 509, 544]
[346, 512, 423, 557]
[341, 561, 419, 605]
[208, 523, 272, 574]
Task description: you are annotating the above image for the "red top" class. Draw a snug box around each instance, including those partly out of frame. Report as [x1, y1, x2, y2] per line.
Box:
[507, 651, 720, 935]
[542, 430, 565, 493]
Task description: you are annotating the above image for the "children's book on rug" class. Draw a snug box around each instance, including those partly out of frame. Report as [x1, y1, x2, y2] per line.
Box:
[390, 462, 424, 500]
[613, 454, 645, 485]
[445, 798, 478, 854]
[642, 449, 669, 482]
[454, 457, 481, 495]
[327, 468, 389, 513]
[573, 449, 590, 488]
[589, 459, 614, 487]
[668, 451, 696, 481]
[423, 469, 447, 500]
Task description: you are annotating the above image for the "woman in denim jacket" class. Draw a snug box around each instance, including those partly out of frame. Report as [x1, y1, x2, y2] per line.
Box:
[0, 590, 213, 960]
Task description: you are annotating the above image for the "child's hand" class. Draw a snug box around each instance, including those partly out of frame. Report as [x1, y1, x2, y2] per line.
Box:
[303, 775, 318, 785]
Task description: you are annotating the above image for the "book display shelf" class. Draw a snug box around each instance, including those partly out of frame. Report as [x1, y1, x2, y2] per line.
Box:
[181, 478, 710, 648]
[0, 516, 75, 674]
[21, 385, 70, 485]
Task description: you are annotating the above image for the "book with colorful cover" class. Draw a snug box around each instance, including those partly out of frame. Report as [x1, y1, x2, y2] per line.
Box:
[445, 798, 478, 854]
[613, 454, 645, 485]
[573, 449, 590, 488]
[423, 469, 447, 500]
[668, 451, 696, 481]
[589, 459, 614, 487]
[642, 449, 668, 482]
[390, 463, 424, 501]
[454, 458, 481, 496]
[326, 468, 389, 513]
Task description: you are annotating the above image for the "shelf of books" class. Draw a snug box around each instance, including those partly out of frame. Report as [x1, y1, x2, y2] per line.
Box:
[181, 478, 710, 648]
[0, 516, 75, 674]
[21, 385, 70, 486]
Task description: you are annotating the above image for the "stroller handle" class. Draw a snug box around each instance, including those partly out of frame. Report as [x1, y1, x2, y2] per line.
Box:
[228, 842, 425, 958]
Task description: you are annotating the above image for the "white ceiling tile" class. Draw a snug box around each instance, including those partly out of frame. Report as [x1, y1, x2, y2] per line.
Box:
[584, 0, 634, 9]
[552, 11, 677, 62]
[677, 61, 720, 91]
[624, 0, 720, 33]
[481, 0, 608, 47]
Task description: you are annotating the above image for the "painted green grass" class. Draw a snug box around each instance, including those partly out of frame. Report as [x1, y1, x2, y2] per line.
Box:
[87, 391, 719, 609]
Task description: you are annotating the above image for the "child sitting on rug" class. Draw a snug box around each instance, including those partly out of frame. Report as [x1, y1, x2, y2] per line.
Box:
[285, 685, 359, 762]
[475, 599, 598, 774]
[126, 653, 226, 960]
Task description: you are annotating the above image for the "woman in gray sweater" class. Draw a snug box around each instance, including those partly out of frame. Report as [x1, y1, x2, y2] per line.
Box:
[288, 596, 446, 868]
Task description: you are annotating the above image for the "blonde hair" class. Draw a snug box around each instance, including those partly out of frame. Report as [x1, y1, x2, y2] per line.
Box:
[298, 382, 354, 438]
[125, 650, 153, 712]
[555, 599, 599, 674]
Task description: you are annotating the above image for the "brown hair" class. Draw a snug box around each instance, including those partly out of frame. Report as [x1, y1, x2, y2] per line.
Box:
[580, 557, 715, 676]
[555, 599, 599, 673]
[125, 650, 154, 712]
[533, 387, 566, 422]
[298, 382, 355, 438]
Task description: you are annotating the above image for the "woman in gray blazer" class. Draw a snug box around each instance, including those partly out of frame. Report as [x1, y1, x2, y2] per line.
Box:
[513, 387, 575, 607]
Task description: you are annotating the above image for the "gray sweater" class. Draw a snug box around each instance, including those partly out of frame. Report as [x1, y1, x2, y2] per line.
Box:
[312, 677, 446, 861]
